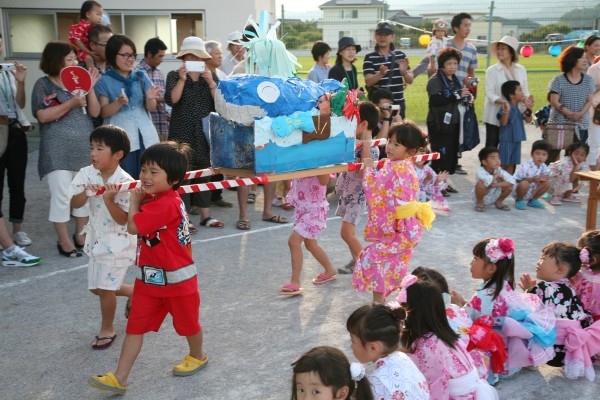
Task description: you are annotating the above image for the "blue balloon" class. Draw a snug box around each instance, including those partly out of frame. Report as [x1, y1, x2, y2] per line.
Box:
[548, 44, 561, 57]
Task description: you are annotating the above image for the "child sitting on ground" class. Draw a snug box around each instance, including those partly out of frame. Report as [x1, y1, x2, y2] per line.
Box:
[497, 80, 533, 175]
[291, 346, 373, 400]
[279, 174, 338, 297]
[519, 242, 593, 377]
[69, 1, 104, 69]
[452, 238, 556, 382]
[397, 277, 498, 399]
[414, 142, 450, 212]
[69, 125, 136, 351]
[336, 102, 380, 274]
[513, 140, 551, 210]
[88, 142, 208, 394]
[346, 303, 430, 399]
[474, 146, 516, 212]
[549, 142, 590, 206]
[574, 230, 600, 321]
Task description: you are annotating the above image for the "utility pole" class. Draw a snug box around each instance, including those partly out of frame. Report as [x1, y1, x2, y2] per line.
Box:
[486, 1, 495, 68]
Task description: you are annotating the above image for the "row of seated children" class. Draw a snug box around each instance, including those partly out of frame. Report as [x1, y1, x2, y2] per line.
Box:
[290, 234, 600, 400]
[474, 141, 590, 212]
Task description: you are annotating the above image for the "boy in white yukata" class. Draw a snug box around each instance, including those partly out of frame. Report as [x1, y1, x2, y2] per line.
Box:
[69, 125, 136, 350]
[513, 140, 551, 210]
[474, 146, 515, 212]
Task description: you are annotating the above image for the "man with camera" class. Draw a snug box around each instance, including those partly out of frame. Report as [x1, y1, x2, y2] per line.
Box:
[0, 33, 42, 266]
[363, 21, 413, 119]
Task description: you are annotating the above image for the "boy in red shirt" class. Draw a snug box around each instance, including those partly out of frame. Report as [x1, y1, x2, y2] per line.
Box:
[88, 142, 208, 394]
[69, 1, 104, 68]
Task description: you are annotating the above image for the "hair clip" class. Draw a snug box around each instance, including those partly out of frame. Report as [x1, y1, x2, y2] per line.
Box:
[396, 274, 418, 303]
[350, 362, 365, 381]
[580, 248, 590, 266]
[485, 238, 514, 263]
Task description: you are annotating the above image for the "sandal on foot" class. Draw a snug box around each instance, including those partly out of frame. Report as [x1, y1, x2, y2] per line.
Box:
[337, 259, 355, 274]
[236, 219, 251, 230]
[262, 215, 288, 224]
[173, 354, 209, 376]
[272, 197, 284, 207]
[188, 224, 198, 235]
[515, 200, 527, 210]
[494, 203, 510, 211]
[474, 204, 485, 212]
[92, 334, 117, 350]
[200, 217, 224, 228]
[312, 272, 337, 285]
[88, 372, 126, 394]
[282, 202, 294, 211]
[247, 191, 257, 203]
[279, 282, 302, 296]
[72, 233, 85, 250]
[562, 194, 581, 203]
[57, 243, 82, 258]
[527, 199, 546, 209]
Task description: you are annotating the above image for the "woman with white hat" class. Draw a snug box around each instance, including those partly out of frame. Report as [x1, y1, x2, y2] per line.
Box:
[483, 36, 534, 149]
[165, 36, 224, 230]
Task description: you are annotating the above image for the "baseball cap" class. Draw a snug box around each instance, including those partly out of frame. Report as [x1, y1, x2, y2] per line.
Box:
[375, 21, 394, 34]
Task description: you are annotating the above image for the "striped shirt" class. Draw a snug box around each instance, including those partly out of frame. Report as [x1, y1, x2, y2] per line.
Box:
[136, 59, 170, 139]
[548, 73, 594, 130]
[446, 38, 478, 83]
[363, 45, 409, 107]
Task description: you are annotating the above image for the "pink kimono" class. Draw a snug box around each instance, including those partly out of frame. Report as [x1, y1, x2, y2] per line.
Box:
[408, 333, 498, 400]
[353, 159, 423, 297]
[571, 267, 600, 321]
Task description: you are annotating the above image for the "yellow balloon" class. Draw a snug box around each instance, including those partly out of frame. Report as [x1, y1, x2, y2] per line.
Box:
[419, 34, 431, 47]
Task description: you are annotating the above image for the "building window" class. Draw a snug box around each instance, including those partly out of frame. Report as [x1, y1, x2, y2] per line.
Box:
[2, 9, 204, 58]
[352, 10, 358, 19]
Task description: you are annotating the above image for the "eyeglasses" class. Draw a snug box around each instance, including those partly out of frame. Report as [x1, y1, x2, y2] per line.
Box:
[91, 41, 107, 47]
[117, 53, 137, 60]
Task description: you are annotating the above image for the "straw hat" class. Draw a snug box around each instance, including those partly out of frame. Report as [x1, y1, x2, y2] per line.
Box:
[490, 36, 519, 55]
[176, 36, 211, 59]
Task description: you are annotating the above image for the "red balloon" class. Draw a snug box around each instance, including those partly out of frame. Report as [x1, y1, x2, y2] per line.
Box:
[520, 44, 534, 58]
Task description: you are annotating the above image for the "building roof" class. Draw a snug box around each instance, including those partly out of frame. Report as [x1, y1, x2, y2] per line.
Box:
[319, 0, 385, 8]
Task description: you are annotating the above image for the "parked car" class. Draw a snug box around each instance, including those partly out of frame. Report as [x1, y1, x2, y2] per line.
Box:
[544, 33, 564, 42]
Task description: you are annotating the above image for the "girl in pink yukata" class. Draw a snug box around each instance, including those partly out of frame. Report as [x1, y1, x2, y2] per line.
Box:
[549, 142, 590, 206]
[414, 144, 450, 212]
[398, 277, 498, 399]
[452, 238, 557, 383]
[346, 303, 430, 400]
[353, 121, 435, 303]
[411, 267, 497, 381]
[279, 174, 337, 297]
[574, 230, 600, 321]
[519, 242, 596, 380]
[291, 346, 374, 400]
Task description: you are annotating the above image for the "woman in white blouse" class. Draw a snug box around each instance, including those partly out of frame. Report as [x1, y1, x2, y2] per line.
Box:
[483, 36, 534, 148]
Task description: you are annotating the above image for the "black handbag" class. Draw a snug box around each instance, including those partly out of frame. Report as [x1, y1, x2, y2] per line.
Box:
[459, 105, 480, 152]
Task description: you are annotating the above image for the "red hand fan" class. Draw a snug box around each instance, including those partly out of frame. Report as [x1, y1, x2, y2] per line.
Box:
[60, 66, 92, 114]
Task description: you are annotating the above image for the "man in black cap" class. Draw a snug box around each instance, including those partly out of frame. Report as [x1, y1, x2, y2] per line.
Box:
[363, 20, 413, 119]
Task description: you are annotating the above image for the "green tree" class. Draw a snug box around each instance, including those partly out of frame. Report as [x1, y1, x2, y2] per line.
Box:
[280, 20, 322, 49]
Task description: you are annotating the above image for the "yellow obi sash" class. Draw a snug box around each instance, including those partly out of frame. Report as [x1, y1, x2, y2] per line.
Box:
[395, 201, 435, 230]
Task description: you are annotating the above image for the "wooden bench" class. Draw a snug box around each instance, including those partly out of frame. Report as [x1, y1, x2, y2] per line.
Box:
[576, 171, 600, 230]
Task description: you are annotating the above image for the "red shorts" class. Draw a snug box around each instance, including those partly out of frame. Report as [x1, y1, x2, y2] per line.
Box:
[126, 292, 201, 336]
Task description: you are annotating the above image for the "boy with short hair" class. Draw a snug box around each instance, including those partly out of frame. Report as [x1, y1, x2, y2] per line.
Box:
[307, 40, 332, 83]
[89, 142, 208, 394]
[474, 146, 515, 212]
[336, 102, 380, 274]
[69, 125, 136, 350]
[513, 140, 551, 210]
[498, 80, 533, 175]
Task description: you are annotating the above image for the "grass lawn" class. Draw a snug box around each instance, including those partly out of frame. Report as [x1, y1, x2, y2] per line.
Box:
[294, 54, 562, 124]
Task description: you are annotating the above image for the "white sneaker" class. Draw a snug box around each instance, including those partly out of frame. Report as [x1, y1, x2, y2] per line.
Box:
[13, 231, 32, 247]
[2, 246, 42, 267]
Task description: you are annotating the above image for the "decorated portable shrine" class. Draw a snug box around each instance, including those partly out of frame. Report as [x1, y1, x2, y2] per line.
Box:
[209, 12, 360, 175]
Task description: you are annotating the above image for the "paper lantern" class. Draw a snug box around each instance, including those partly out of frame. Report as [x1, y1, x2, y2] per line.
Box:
[548, 44, 561, 57]
[418, 34, 431, 47]
[577, 41, 585, 48]
[520, 44, 534, 58]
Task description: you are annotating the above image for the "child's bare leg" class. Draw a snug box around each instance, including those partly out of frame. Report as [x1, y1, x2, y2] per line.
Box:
[305, 238, 337, 276]
[373, 291, 385, 304]
[288, 231, 305, 285]
[114, 334, 144, 386]
[496, 185, 513, 205]
[186, 331, 206, 361]
[502, 164, 515, 175]
[474, 181, 488, 207]
[340, 221, 361, 260]
[95, 289, 117, 345]
[515, 181, 529, 201]
[531, 181, 550, 200]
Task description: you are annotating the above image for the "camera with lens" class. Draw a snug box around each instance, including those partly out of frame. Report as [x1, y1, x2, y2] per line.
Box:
[468, 77, 479, 87]
[382, 104, 400, 112]
[453, 90, 472, 106]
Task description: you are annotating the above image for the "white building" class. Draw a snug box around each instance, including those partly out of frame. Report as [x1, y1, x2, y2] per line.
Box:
[0, 0, 276, 120]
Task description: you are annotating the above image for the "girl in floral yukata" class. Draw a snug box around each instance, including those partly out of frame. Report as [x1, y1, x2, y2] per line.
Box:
[346, 303, 430, 400]
[574, 230, 600, 321]
[519, 242, 594, 380]
[398, 277, 498, 399]
[352, 121, 435, 303]
[452, 238, 557, 383]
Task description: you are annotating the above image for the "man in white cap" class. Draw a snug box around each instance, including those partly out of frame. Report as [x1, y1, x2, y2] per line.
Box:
[219, 31, 245, 75]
